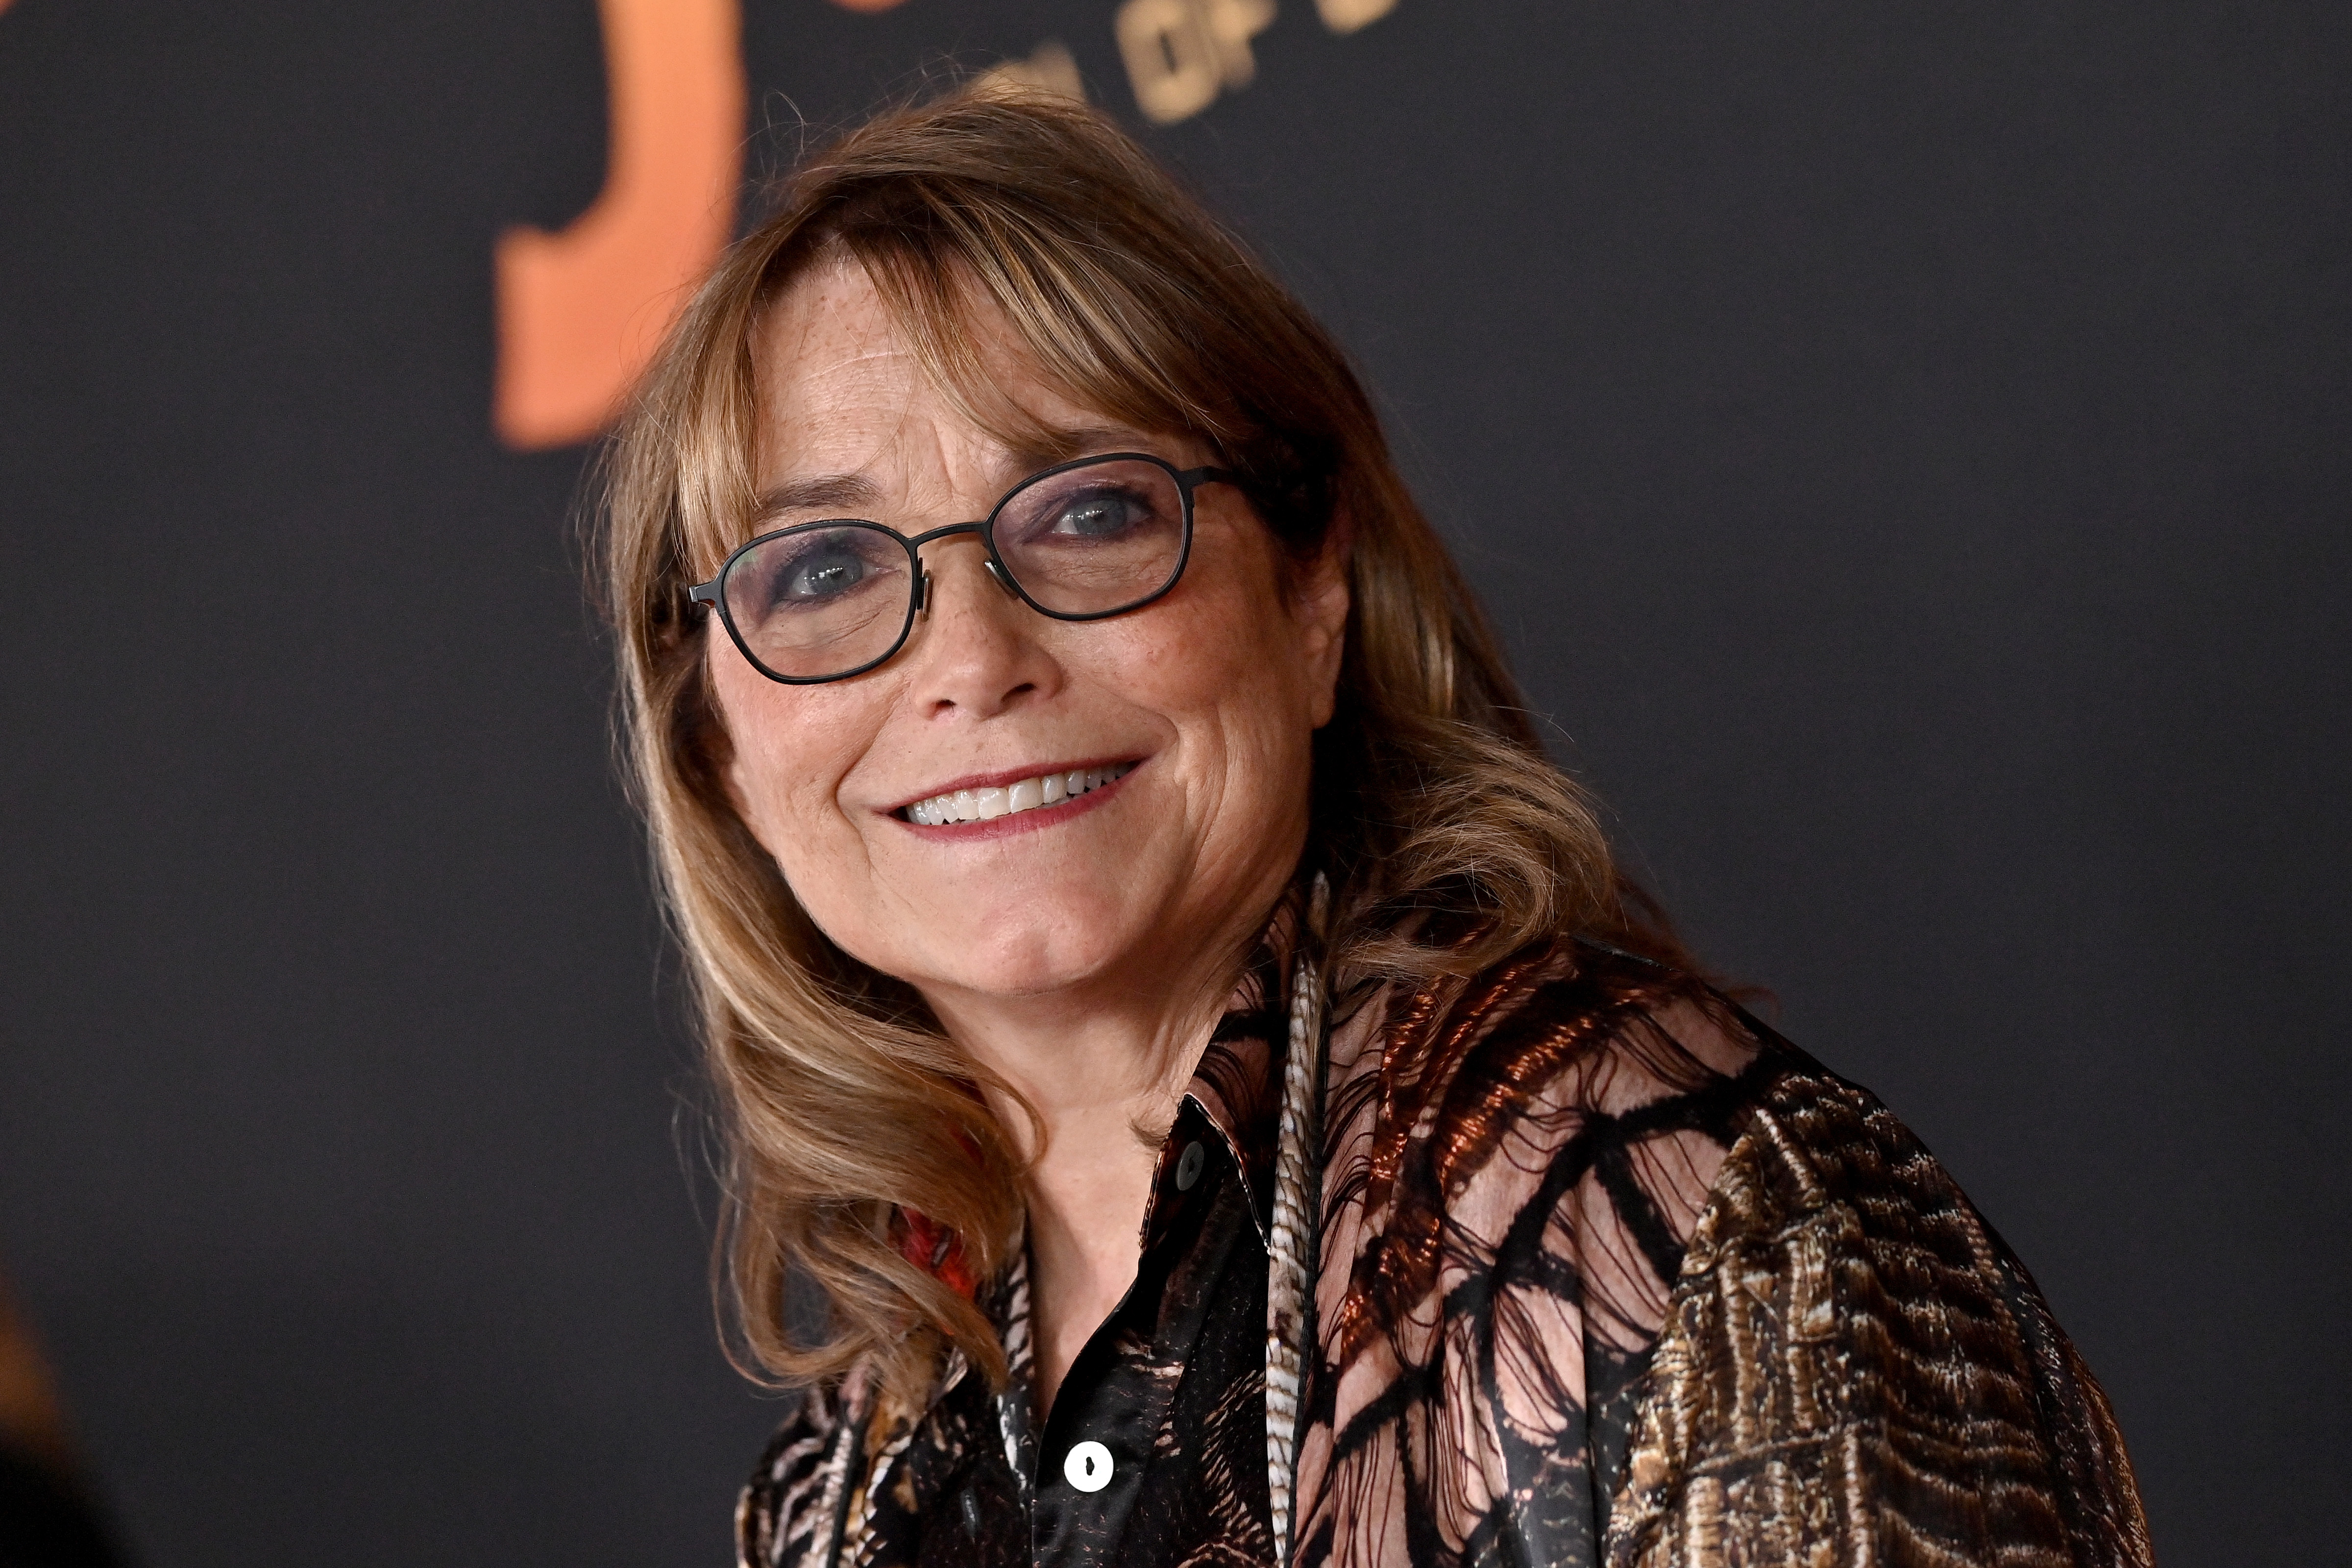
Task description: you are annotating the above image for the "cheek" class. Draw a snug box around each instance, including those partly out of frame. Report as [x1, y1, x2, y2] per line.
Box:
[1097, 564, 1323, 783]
[710, 654, 880, 850]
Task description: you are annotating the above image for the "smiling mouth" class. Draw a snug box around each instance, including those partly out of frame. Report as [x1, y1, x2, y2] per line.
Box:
[901, 762, 1137, 826]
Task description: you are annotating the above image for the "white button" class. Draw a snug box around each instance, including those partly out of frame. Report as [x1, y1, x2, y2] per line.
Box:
[1064, 1440, 1113, 1492]
[1175, 1141, 1205, 1191]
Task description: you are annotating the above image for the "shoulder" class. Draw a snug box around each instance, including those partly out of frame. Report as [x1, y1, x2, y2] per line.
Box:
[1331, 935, 1764, 1109]
[1603, 1032, 2155, 1568]
[1314, 938, 1777, 1381]
[1322, 937, 1778, 1238]
[1302, 938, 1783, 1561]
[1315, 939, 2150, 1564]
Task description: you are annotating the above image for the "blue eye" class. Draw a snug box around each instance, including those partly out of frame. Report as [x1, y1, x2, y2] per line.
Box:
[727, 525, 905, 623]
[1042, 487, 1153, 540]
[782, 548, 868, 601]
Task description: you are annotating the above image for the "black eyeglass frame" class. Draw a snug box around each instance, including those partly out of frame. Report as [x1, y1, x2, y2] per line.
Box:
[688, 451, 1237, 685]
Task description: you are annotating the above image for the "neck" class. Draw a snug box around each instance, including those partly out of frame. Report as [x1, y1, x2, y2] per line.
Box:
[920, 915, 1269, 1416]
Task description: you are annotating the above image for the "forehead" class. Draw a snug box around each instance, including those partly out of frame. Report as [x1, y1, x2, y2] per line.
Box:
[748, 258, 1108, 488]
[751, 261, 917, 441]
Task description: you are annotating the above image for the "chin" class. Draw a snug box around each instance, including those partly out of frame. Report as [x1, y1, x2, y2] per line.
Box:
[906, 911, 1131, 1001]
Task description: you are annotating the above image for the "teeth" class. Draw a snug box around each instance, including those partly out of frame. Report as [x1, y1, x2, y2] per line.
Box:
[905, 762, 1133, 825]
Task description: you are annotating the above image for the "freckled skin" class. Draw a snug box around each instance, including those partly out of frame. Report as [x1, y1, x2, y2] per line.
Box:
[712, 261, 1349, 1408]
[715, 261, 1346, 1050]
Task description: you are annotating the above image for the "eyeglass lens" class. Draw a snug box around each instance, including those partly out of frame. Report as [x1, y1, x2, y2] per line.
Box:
[987, 458, 1187, 617]
[716, 457, 1190, 682]
[717, 522, 917, 682]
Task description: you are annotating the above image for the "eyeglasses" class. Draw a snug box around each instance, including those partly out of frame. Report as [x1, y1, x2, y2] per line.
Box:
[690, 452, 1235, 685]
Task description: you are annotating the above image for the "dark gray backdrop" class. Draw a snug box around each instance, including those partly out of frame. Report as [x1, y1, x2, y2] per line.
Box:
[2, 0, 2345, 1563]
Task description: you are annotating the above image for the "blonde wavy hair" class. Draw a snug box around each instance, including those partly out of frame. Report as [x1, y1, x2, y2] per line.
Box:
[598, 89, 1680, 1410]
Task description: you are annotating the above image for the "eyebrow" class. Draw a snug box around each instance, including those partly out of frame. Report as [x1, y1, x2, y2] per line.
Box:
[1004, 424, 1152, 470]
[747, 425, 1171, 526]
[749, 472, 886, 523]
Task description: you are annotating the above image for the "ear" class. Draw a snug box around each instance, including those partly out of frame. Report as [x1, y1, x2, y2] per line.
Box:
[1296, 510, 1354, 730]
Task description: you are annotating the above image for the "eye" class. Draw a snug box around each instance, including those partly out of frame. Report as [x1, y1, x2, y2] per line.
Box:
[1037, 485, 1156, 541]
[780, 544, 868, 601]
[726, 525, 904, 622]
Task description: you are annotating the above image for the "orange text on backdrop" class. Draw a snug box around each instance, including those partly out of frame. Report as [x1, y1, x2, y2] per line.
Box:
[493, 0, 745, 450]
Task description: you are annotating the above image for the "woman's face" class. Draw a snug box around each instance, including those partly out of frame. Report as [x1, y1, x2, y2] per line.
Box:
[710, 262, 1348, 1023]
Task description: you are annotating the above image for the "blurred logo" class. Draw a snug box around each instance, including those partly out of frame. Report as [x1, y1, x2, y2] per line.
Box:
[493, 0, 1395, 449]
[493, 0, 743, 450]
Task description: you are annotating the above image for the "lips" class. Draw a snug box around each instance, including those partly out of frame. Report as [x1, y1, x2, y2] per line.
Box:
[901, 762, 1136, 825]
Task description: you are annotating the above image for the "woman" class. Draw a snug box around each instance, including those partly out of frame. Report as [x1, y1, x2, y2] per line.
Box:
[600, 91, 2151, 1568]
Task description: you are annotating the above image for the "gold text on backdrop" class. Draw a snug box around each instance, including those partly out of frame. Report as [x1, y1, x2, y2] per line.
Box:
[1117, 0, 1398, 126]
[1117, 0, 1272, 124]
[1313, 0, 1395, 36]
[975, 39, 1088, 102]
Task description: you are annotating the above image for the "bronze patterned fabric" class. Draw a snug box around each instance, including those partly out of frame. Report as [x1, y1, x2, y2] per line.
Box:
[1604, 1048, 2155, 1568]
[1293, 945, 1770, 1568]
[738, 937, 2150, 1568]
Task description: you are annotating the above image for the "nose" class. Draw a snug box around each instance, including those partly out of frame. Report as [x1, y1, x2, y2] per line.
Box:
[909, 552, 1022, 617]
[901, 536, 1057, 719]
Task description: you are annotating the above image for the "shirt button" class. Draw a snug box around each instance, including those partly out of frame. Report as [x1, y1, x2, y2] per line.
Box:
[1175, 1141, 1205, 1191]
[1064, 1440, 1113, 1492]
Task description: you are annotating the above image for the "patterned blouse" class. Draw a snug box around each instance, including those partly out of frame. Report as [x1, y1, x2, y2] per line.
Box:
[738, 933, 2152, 1568]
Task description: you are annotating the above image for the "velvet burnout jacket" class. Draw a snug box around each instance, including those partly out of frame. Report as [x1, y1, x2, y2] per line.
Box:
[738, 915, 2153, 1568]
